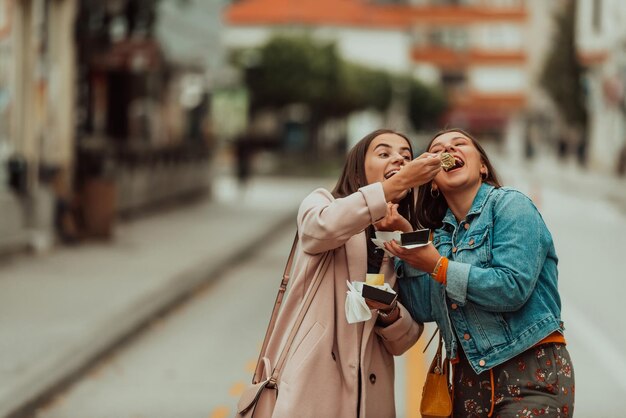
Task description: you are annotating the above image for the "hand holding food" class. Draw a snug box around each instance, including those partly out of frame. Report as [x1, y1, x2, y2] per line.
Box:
[401, 153, 441, 186]
[382, 240, 441, 273]
[381, 153, 441, 202]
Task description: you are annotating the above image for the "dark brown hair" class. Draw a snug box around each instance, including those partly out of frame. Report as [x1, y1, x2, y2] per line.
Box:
[415, 128, 502, 229]
[332, 128, 418, 231]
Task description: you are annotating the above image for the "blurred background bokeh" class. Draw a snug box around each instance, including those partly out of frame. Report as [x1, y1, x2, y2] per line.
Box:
[1, 0, 624, 247]
[1, 0, 626, 417]
[0, 0, 623, 245]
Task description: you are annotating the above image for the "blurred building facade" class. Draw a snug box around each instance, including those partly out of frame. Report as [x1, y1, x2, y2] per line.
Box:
[0, 0, 77, 253]
[576, 0, 626, 175]
[225, 0, 555, 137]
[0, 0, 226, 255]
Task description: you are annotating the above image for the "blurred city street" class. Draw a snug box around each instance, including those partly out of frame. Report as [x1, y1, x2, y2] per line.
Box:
[0, 152, 619, 418]
[0, 174, 328, 418]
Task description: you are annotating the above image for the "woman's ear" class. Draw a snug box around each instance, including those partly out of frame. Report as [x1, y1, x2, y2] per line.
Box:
[480, 165, 488, 181]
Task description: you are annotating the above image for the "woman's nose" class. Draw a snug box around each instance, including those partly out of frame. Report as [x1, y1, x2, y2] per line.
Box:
[391, 153, 405, 164]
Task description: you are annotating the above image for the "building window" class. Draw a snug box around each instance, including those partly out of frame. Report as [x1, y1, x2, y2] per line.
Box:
[441, 71, 468, 98]
[427, 27, 469, 50]
[442, 71, 467, 87]
[481, 0, 523, 7]
[478, 24, 523, 50]
[469, 66, 526, 93]
[429, 0, 474, 5]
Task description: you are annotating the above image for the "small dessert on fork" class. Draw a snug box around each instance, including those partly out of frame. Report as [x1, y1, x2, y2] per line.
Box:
[440, 152, 464, 171]
[440, 152, 455, 171]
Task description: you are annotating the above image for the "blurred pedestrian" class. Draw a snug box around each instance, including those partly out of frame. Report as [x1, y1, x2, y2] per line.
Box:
[234, 135, 252, 191]
[384, 128, 575, 417]
[258, 129, 441, 417]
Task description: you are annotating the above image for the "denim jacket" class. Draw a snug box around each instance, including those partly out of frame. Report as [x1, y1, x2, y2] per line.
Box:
[397, 183, 564, 374]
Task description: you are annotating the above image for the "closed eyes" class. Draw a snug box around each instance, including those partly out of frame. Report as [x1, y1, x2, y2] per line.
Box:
[378, 152, 411, 160]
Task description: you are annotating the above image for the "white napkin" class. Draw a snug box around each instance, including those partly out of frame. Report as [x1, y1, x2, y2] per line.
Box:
[371, 230, 431, 254]
[371, 231, 401, 256]
[345, 281, 372, 324]
[345, 281, 398, 323]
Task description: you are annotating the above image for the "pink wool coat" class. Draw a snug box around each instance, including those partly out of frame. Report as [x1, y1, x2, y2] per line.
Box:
[263, 183, 423, 418]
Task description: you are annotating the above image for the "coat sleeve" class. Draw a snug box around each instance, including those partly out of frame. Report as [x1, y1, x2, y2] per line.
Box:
[374, 303, 423, 355]
[297, 184, 388, 255]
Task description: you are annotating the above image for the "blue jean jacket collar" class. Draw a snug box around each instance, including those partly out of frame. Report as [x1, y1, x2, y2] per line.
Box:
[442, 183, 495, 228]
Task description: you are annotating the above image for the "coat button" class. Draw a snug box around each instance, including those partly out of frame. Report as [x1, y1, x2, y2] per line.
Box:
[369, 374, 376, 384]
[452, 247, 457, 253]
[463, 333, 470, 341]
[451, 303, 458, 310]
[464, 223, 470, 230]
[479, 359, 486, 367]
[469, 239, 475, 246]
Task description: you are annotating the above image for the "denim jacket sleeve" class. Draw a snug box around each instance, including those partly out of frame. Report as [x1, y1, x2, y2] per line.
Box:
[394, 258, 435, 323]
[446, 191, 552, 312]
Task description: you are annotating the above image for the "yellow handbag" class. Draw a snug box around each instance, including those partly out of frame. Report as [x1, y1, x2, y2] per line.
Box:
[420, 329, 452, 418]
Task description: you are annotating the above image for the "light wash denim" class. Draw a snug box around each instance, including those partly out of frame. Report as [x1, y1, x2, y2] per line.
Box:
[397, 183, 564, 374]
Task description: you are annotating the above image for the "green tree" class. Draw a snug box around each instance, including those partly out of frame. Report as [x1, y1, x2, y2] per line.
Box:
[235, 35, 392, 116]
[338, 62, 392, 114]
[232, 35, 448, 155]
[407, 77, 447, 131]
[243, 36, 340, 110]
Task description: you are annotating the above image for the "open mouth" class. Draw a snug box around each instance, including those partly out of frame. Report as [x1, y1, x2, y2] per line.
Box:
[447, 157, 465, 172]
[442, 156, 465, 172]
[384, 169, 401, 179]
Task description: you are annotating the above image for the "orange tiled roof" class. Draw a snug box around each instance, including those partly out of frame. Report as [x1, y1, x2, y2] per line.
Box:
[411, 47, 526, 68]
[226, 0, 526, 29]
[226, 0, 413, 29]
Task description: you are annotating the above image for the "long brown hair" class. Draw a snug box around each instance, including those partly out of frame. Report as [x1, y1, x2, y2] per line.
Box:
[416, 128, 502, 229]
[332, 128, 418, 231]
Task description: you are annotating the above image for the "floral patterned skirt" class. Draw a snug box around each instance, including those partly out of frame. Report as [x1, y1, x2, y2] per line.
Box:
[452, 343, 575, 418]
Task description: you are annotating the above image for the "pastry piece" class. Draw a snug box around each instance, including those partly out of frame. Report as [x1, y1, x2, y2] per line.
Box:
[365, 273, 384, 286]
[440, 152, 456, 171]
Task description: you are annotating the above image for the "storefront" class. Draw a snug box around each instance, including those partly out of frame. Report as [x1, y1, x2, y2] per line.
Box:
[74, 0, 214, 233]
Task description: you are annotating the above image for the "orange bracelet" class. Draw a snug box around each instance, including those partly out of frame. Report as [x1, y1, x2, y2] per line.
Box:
[430, 256, 443, 276]
[433, 257, 448, 286]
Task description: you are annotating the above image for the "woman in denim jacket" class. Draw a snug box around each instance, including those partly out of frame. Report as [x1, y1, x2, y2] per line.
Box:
[384, 129, 575, 417]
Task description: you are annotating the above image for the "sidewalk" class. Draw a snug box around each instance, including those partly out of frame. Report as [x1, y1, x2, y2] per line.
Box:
[0, 175, 328, 418]
[489, 149, 626, 212]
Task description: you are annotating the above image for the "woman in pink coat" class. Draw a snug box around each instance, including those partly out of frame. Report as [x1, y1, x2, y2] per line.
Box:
[264, 129, 441, 417]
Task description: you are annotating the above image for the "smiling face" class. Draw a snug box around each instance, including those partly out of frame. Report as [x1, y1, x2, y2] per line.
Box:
[364, 133, 412, 187]
[414, 129, 501, 229]
[428, 131, 487, 193]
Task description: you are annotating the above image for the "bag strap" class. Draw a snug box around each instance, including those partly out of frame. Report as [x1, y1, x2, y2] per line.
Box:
[269, 250, 332, 386]
[424, 327, 447, 375]
[253, 232, 299, 383]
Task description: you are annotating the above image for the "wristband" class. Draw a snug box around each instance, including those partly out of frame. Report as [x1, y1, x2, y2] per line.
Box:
[430, 256, 444, 277]
[377, 300, 399, 318]
[431, 257, 448, 286]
